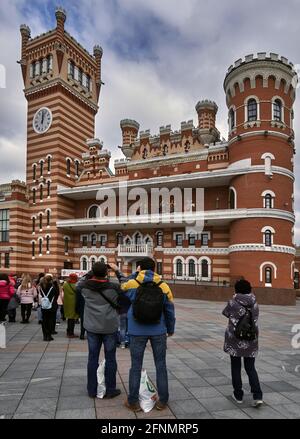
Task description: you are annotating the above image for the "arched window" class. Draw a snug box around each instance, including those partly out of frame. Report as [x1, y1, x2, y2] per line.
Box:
[40, 185, 43, 201]
[176, 259, 183, 277]
[88, 205, 99, 218]
[229, 108, 235, 130]
[229, 188, 236, 209]
[188, 259, 196, 277]
[47, 181, 51, 198]
[46, 236, 50, 253]
[156, 231, 163, 247]
[32, 188, 36, 204]
[40, 161, 44, 177]
[39, 213, 43, 230]
[116, 233, 123, 245]
[91, 234, 97, 247]
[46, 210, 50, 226]
[265, 267, 272, 284]
[90, 257, 96, 268]
[38, 238, 43, 255]
[201, 259, 209, 279]
[66, 159, 71, 176]
[142, 148, 148, 159]
[75, 160, 80, 177]
[264, 193, 273, 208]
[32, 241, 35, 257]
[32, 164, 37, 181]
[247, 99, 257, 121]
[32, 217, 35, 233]
[273, 99, 282, 121]
[47, 156, 51, 173]
[64, 237, 69, 254]
[47, 55, 53, 72]
[264, 230, 272, 247]
[134, 233, 142, 244]
[99, 256, 106, 264]
[81, 257, 88, 271]
[125, 237, 131, 245]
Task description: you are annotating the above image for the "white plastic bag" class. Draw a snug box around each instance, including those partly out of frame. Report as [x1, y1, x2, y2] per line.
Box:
[0, 323, 6, 349]
[96, 359, 106, 398]
[139, 369, 157, 412]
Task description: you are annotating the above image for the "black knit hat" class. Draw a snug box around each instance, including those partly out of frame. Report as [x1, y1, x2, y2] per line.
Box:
[92, 262, 107, 278]
[235, 279, 252, 295]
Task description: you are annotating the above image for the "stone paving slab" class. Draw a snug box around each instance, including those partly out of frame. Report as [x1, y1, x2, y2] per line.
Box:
[0, 299, 300, 419]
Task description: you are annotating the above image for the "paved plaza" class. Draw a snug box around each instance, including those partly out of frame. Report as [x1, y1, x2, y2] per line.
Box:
[0, 298, 300, 419]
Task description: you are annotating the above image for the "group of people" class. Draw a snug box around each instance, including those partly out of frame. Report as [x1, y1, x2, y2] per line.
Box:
[0, 259, 264, 411]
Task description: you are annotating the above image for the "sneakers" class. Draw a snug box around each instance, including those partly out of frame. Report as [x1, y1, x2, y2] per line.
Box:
[120, 343, 126, 349]
[232, 394, 243, 404]
[104, 389, 121, 399]
[67, 334, 79, 338]
[156, 400, 168, 410]
[124, 399, 142, 412]
[253, 400, 264, 408]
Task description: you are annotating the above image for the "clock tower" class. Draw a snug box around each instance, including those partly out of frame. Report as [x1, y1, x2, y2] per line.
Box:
[20, 7, 103, 274]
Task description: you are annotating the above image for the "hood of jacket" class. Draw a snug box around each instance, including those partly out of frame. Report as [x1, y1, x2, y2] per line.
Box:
[135, 270, 162, 284]
[234, 293, 256, 307]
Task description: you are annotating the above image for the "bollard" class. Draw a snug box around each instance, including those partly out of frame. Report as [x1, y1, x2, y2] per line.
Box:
[0, 322, 6, 349]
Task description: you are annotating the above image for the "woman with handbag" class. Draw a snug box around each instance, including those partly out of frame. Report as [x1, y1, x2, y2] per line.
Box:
[17, 274, 37, 323]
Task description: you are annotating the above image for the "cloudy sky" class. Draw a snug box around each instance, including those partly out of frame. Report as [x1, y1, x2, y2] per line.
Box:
[0, 0, 299, 242]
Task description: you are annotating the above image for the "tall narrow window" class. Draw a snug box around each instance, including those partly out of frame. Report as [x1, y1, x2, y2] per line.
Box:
[75, 160, 80, 177]
[4, 252, 10, 268]
[116, 233, 123, 245]
[78, 69, 83, 85]
[47, 181, 51, 198]
[32, 188, 36, 204]
[46, 236, 50, 253]
[91, 257, 96, 267]
[201, 233, 209, 246]
[88, 206, 98, 218]
[69, 61, 75, 79]
[40, 185, 43, 201]
[0, 210, 9, 242]
[47, 55, 53, 72]
[82, 235, 88, 247]
[264, 230, 272, 247]
[176, 260, 183, 277]
[86, 75, 91, 91]
[188, 234, 196, 246]
[47, 210, 50, 227]
[175, 234, 183, 247]
[229, 108, 235, 130]
[156, 231, 163, 247]
[188, 260, 196, 277]
[157, 262, 163, 275]
[201, 260, 209, 278]
[39, 214, 43, 230]
[265, 267, 272, 284]
[264, 194, 273, 208]
[47, 156, 51, 173]
[247, 99, 257, 121]
[64, 237, 69, 254]
[32, 241, 35, 258]
[66, 159, 71, 176]
[91, 234, 97, 247]
[229, 189, 236, 209]
[33, 164, 36, 181]
[40, 161, 44, 177]
[273, 99, 282, 121]
[82, 257, 88, 271]
[32, 217, 35, 233]
[39, 239, 43, 255]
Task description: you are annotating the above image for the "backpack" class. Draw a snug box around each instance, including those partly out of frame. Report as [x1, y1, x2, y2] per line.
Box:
[234, 304, 257, 341]
[40, 286, 54, 310]
[132, 279, 164, 324]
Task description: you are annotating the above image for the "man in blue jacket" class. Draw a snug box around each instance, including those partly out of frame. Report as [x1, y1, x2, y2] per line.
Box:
[111, 257, 176, 412]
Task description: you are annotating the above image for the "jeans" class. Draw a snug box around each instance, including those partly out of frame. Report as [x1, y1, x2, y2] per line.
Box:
[86, 331, 118, 397]
[128, 334, 169, 405]
[21, 304, 32, 322]
[230, 356, 263, 400]
[56, 305, 62, 323]
[118, 313, 128, 344]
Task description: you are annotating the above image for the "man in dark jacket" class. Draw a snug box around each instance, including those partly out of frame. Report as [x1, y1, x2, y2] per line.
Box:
[81, 262, 121, 399]
[112, 257, 176, 412]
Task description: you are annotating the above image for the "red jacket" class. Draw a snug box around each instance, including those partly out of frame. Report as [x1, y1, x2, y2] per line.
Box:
[0, 280, 15, 300]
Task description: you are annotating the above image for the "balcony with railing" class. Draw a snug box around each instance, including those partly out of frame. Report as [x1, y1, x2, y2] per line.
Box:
[118, 243, 153, 257]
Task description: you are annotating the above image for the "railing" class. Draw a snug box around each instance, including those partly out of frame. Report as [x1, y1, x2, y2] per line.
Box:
[118, 243, 153, 257]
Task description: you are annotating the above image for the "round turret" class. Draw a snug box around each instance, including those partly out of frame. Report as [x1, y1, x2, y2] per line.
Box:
[120, 119, 140, 159]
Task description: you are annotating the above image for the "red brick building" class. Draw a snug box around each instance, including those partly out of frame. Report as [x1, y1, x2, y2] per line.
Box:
[0, 8, 298, 289]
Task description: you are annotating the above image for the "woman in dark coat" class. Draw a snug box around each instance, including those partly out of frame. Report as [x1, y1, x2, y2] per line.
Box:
[222, 279, 263, 407]
[38, 274, 59, 341]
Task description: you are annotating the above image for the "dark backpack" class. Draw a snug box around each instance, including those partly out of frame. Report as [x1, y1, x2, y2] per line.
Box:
[234, 304, 257, 341]
[132, 279, 164, 324]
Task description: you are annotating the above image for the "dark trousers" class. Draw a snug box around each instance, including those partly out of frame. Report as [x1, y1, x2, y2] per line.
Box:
[21, 304, 32, 322]
[230, 356, 263, 400]
[8, 309, 16, 322]
[0, 299, 9, 321]
[67, 319, 76, 335]
[80, 312, 85, 338]
[86, 331, 118, 397]
[41, 310, 56, 339]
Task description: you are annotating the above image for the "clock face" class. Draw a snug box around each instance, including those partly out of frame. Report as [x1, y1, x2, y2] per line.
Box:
[33, 107, 52, 134]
